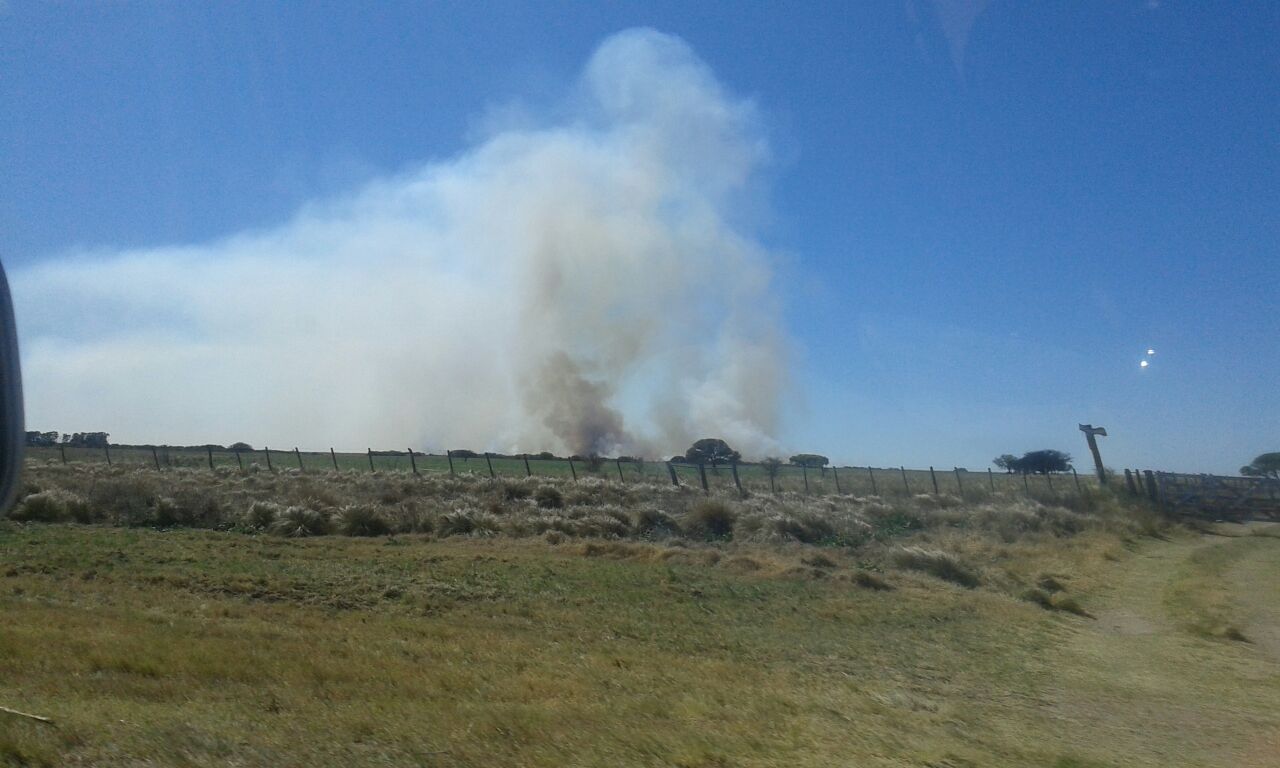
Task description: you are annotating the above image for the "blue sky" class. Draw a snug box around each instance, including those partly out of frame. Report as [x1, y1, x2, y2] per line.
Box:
[2, 1, 1277, 473]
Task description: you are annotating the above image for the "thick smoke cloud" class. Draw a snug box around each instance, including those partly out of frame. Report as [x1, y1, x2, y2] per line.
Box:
[13, 29, 787, 457]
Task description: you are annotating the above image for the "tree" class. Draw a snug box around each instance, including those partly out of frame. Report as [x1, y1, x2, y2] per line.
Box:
[1013, 449, 1072, 474]
[1241, 452, 1280, 479]
[24, 431, 59, 447]
[685, 438, 741, 466]
[788, 453, 829, 469]
[993, 454, 1019, 474]
[229, 442, 254, 452]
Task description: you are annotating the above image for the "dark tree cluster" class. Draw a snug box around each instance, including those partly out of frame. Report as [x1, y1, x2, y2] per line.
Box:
[684, 438, 741, 466]
[1241, 452, 1280, 479]
[993, 450, 1073, 474]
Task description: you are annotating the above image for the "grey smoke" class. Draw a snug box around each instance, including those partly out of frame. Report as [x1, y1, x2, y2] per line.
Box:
[12, 28, 789, 457]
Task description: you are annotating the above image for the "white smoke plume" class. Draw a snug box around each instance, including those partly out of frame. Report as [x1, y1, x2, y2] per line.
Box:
[12, 29, 788, 457]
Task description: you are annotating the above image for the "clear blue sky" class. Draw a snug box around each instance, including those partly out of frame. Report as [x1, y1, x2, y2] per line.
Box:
[2, 1, 1277, 473]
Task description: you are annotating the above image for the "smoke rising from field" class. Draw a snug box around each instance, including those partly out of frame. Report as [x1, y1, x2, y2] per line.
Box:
[13, 29, 787, 457]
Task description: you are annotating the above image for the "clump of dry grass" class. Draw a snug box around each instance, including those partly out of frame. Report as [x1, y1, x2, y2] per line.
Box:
[683, 500, 737, 540]
[892, 547, 981, 588]
[271, 506, 331, 537]
[334, 505, 391, 537]
[10, 489, 91, 523]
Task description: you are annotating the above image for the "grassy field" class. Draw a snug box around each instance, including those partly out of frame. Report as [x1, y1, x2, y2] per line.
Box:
[2, 464, 1277, 766]
[25, 444, 1097, 499]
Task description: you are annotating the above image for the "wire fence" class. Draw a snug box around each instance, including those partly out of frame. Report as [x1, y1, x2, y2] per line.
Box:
[24, 443, 1116, 502]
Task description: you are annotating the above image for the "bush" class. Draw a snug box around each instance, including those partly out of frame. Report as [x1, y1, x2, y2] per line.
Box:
[632, 508, 678, 538]
[502, 483, 532, 502]
[270, 506, 331, 537]
[334, 505, 391, 537]
[10, 490, 90, 523]
[534, 486, 564, 509]
[892, 547, 980, 588]
[683, 500, 737, 540]
[244, 501, 281, 530]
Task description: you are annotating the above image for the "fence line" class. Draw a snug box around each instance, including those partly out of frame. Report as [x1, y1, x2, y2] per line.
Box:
[25, 443, 1111, 502]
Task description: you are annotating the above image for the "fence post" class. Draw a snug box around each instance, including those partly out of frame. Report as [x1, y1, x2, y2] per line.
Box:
[698, 463, 709, 494]
[1124, 469, 1137, 496]
[1142, 470, 1158, 503]
[104, 443, 112, 466]
[900, 466, 909, 494]
[367, 448, 374, 472]
[294, 447, 303, 472]
[666, 461, 678, 486]
[929, 466, 939, 495]
[616, 458, 625, 483]
[1046, 472, 1054, 491]
[802, 464, 810, 494]
[1022, 472, 1030, 495]
[446, 450, 455, 476]
[867, 466, 878, 495]
[524, 454, 532, 477]
[568, 457, 577, 481]
[152, 446, 161, 471]
[988, 468, 995, 491]
[234, 449, 243, 472]
[484, 452, 495, 479]
[731, 462, 744, 496]
[207, 446, 214, 470]
[408, 448, 418, 475]
[954, 467, 963, 496]
[59, 443, 66, 464]
[832, 465, 842, 494]
[330, 447, 339, 471]
[1072, 467, 1081, 492]
[264, 447, 273, 472]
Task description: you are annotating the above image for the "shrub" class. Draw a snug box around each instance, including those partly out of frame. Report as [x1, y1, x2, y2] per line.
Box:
[334, 505, 391, 537]
[502, 482, 532, 502]
[683, 500, 737, 540]
[244, 501, 281, 530]
[892, 547, 980, 588]
[534, 486, 564, 509]
[632, 508, 678, 538]
[270, 506, 331, 537]
[10, 490, 89, 523]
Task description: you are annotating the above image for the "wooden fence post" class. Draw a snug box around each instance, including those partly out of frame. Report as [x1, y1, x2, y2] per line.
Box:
[1072, 467, 1081, 492]
[446, 450, 455, 476]
[832, 465, 842, 494]
[666, 462, 678, 486]
[867, 466, 878, 495]
[408, 448, 418, 475]
[484, 452, 495, 479]
[294, 447, 304, 472]
[207, 446, 214, 470]
[59, 443, 66, 464]
[1124, 469, 1137, 496]
[616, 459, 625, 483]
[152, 446, 161, 471]
[367, 448, 374, 472]
[568, 457, 577, 481]
[524, 454, 532, 477]
[1142, 470, 1158, 503]
[929, 466, 939, 495]
[954, 467, 963, 496]
[900, 466, 909, 494]
[234, 449, 243, 471]
[1046, 472, 1054, 491]
[731, 462, 744, 496]
[988, 468, 995, 491]
[802, 464, 810, 494]
[698, 463, 709, 494]
[104, 443, 112, 466]
[330, 447, 338, 471]
[264, 447, 273, 472]
[1022, 472, 1030, 495]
